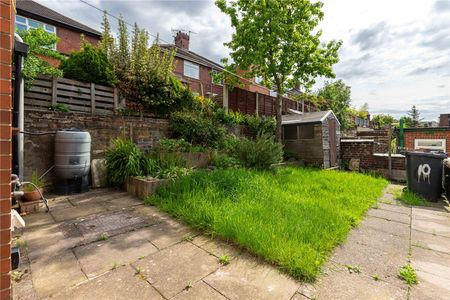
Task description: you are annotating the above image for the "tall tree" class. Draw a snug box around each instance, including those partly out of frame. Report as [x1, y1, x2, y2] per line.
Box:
[215, 0, 341, 141]
[407, 105, 422, 127]
[316, 80, 352, 129]
[372, 114, 396, 129]
[99, 11, 115, 60]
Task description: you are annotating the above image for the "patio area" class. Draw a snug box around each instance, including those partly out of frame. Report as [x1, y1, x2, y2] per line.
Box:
[12, 186, 450, 300]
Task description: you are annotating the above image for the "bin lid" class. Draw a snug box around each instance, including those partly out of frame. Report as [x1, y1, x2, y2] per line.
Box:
[405, 151, 447, 158]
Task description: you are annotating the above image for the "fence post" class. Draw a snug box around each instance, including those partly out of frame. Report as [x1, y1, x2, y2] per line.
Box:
[51, 77, 58, 105]
[90, 83, 95, 114]
[255, 93, 259, 116]
[113, 87, 119, 111]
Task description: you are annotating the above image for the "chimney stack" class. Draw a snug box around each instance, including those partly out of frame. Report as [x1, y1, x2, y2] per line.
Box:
[174, 31, 190, 50]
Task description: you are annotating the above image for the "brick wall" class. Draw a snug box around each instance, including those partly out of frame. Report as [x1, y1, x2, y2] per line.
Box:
[340, 140, 374, 169]
[56, 27, 99, 56]
[0, 0, 13, 298]
[404, 129, 450, 153]
[23, 110, 169, 187]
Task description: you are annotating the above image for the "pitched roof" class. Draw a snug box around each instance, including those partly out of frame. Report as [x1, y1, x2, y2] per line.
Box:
[16, 0, 101, 37]
[160, 44, 224, 71]
[282, 110, 340, 125]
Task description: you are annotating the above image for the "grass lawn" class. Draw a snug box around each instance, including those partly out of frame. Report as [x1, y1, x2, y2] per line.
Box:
[145, 167, 387, 281]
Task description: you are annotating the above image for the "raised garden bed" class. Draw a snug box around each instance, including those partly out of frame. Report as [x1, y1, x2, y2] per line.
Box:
[126, 176, 169, 200]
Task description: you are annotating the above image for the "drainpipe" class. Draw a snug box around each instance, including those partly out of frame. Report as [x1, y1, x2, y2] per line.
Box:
[13, 33, 28, 179]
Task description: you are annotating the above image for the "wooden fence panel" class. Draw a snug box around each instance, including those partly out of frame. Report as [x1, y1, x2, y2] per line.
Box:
[24, 76, 118, 115]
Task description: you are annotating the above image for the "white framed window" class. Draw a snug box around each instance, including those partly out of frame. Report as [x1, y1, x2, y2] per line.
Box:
[15, 15, 57, 49]
[184, 61, 200, 79]
[414, 139, 446, 152]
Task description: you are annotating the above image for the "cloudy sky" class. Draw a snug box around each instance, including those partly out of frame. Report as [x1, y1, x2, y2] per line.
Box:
[36, 0, 450, 121]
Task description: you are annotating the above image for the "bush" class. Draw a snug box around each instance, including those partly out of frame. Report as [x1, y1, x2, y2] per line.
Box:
[233, 133, 283, 169]
[158, 138, 207, 153]
[211, 151, 241, 169]
[60, 43, 116, 86]
[170, 110, 226, 148]
[105, 139, 147, 185]
[245, 115, 276, 138]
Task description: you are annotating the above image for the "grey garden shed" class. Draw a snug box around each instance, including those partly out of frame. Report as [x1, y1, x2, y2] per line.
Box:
[282, 110, 340, 168]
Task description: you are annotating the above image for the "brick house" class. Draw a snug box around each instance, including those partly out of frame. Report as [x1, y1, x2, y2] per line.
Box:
[16, 0, 100, 59]
[403, 127, 450, 153]
[161, 31, 270, 107]
[0, 0, 14, 298]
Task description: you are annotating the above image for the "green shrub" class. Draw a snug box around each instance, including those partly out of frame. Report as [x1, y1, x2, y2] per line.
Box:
[211, 151, 241, 169]
[245, 115, 276, 138]
[170, 110, 226, 148]
[60, 43, 116, 86]
[158, 138, 207, 153]
[105, 139, 146, 185]
[234, 133, 283, 169]
[148, 152, 190, 180]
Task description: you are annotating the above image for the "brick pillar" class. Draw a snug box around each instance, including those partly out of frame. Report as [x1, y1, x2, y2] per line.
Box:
[0, 0, 13, 299]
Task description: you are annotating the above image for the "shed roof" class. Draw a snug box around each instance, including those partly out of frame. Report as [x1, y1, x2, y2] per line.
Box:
[282, 110, 339, 125]
[16, 0, 101, 37]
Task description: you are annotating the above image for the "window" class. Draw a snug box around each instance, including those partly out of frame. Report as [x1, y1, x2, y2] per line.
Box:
[184, 61, 200, 79]
[298, 124, 315, 139]
[15, 15, 56, 49]
[284, 125, 298, 140]
[414, 139, 446, 152]
[211, 70, 223, 86]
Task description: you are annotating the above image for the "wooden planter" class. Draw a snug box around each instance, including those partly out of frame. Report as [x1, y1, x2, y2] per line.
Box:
[125, 177, 169, 200]
[179, 152, 211, 168]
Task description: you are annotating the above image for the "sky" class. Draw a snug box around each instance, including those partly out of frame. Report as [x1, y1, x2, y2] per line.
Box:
[36, 0, 450, 121]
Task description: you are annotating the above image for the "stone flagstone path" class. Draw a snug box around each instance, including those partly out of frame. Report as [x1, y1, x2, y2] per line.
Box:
[12, 185, 450, 299]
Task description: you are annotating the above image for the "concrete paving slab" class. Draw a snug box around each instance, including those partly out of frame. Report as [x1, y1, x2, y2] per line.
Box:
[172, 281, 227, 300]
[22, 211, 54, 228]
[47, 198, 74, 211]
[378, 202, 411, 215]
[137, 219, 194, 249]
[68, 190, 128, 206]
[410, 270, 450, 300]
[74, 229, 158, 279]
[330, 239, 408, 285]
[291, 293, 309, 300]
[412, 208, 450, 225]
[133, 204, 172, 223]
[132, 242, 220, 299]
[52, 265, 164, 300]
[411, 218, 450, 237]
[367, 208, 411, 224]
[192, 236, 241, 259]
[314, 265, 407, 300]
[411, 230, 450, 254]
[345, 225, 409, 254]
[359, 215, 410, 238]
[204, 254, 299, 300]
[50, 203, 107, 222]
[101, 196, 144, 211]
[411, 246, 450, 279]
[30, 250, 86, 298]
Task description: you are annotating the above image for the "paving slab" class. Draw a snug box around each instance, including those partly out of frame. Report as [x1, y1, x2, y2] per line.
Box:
[52, 265, 164, 300]
[22, 211, 55, 228]
[68, 190, 128, 206]
[47, 198, 74, 211]
[330, 237, 408, 285]
[192, 235, 241, 259]
[411, 229, 450, 254]
[313, 264, 407, 300]
[411, 246, 450, 279]
[410, 269, 450, 300]
[291, 293, 309, 300]
[204, 254, 299, 300]
[411, 218, 450, 237]
[367, 208, 411, 224]
[101, 195, 144, 211]
[132, 242, 220, 299]
[378, 202, 411, 215]
[345, 225, 409, 254]
[412, 207, 450, 224]
[74, 229, 158, 279]
[172, 280, 227, 300]
[359, 215, 410, 238]
[50, 202, 107, 222]
[133, 204, 172, 223]
[30, 250, 86, 298]
[136, 218, 195, 249]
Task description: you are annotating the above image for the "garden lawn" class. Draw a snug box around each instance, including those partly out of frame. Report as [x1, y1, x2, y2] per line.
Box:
[145, 167, 388, 281]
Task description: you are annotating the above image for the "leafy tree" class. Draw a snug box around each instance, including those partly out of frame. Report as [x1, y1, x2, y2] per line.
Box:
[59, 41, 116, 86]
[372, 114, 396, 129]
[215, 0, 341, 141]
[18, 27, 63, 83]
[316, 80, 352, 129]
[407, 105, 422, 127]
[98, 11, 115, 60]
[358, 103, 369, 119]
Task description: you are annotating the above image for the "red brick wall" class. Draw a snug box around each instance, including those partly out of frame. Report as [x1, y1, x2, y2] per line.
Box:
[439, 114, 449, 127]
[340, 141, 374, 169]
[56, 26, 99, 55]
[0, 0, 13, 298]
[404, 129, 450, 153]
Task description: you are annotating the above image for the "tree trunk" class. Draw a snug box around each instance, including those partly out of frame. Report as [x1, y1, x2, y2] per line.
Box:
[275, 91, 283, 142]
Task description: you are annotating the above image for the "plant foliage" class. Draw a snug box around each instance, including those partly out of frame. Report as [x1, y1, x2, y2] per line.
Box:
[233, 133, 283, 169]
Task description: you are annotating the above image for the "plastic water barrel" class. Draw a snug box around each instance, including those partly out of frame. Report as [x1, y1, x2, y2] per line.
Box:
[54, 129, 91, 179]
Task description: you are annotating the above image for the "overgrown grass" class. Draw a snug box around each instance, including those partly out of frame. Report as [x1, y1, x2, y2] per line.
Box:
[395, 189, 428, 206]
[145, 167, 387, 281]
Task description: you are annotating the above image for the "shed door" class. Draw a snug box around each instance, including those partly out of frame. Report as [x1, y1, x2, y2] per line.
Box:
[329, 120, 337, 167]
